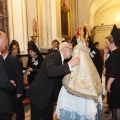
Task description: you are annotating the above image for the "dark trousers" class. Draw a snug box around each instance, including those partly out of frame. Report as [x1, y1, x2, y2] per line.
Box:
[12, 96, 24, 120]
[0, 112, 11, 120]
[30, 101, 54, 120]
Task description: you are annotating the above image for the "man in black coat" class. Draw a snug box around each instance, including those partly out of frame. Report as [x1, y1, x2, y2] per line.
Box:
[2, 47, 24, 120]
[27, 42, 80, 120]
[0, 31, 15, 120]
[46, 39, 59, 55]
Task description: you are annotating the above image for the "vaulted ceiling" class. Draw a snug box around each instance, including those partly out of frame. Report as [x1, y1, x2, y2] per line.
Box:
[94, 0, 120, 17]
[89, 0, 120, 28]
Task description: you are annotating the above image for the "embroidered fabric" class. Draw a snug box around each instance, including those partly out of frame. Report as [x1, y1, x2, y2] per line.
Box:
[62, 40, 102, 101]
[56, 86, 102, 120]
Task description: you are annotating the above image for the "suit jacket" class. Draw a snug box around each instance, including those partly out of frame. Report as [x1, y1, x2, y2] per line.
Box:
[27, 52, 70, 109]
[0, 55, 15, 113]
[4, 54, 24, 101]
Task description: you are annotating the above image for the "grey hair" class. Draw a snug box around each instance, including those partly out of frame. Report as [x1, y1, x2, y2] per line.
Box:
[59, 42, 70, 51]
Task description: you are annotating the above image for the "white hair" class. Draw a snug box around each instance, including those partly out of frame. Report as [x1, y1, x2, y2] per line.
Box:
[59, 42, 70, 51]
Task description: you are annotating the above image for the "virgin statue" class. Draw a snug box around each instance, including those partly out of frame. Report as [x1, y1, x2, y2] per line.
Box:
[56, 22, 103, 120]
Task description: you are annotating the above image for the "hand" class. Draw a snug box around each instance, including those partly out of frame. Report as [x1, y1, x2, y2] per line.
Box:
[22, 70, 27, 74]
[10, 80, 16, 87]
[106, 84, 111, 92]
[68, 57, 80, 68]
[27, 67, 33, 72]
[104, 47, 109, 54]
[17, 94, 23, 98]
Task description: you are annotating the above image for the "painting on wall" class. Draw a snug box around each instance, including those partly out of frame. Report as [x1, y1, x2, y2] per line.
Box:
[61, 7, 70, 39]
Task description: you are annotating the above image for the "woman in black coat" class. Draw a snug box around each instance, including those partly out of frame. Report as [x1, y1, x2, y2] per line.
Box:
[105, 35, 120, 120]
[26, 41, 43, 85]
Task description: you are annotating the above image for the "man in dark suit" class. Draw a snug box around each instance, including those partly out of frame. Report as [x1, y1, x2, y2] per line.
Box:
[0, 31, 16, 120]
[27, 42, 80, 120]
[2, 46, 25, 120]
[47, 39, 59, 55]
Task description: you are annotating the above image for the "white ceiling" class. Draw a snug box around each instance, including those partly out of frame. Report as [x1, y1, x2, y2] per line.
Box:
[88, 0, 120, 28]
[94, 0, 120, 17]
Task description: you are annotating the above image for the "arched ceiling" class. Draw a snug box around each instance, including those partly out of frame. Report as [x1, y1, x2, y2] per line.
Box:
[89, 0, 120, 28]
[94, 0, 120, 18]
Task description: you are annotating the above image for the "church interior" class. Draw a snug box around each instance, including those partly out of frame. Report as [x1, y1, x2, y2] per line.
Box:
[1, 0, 120, 119]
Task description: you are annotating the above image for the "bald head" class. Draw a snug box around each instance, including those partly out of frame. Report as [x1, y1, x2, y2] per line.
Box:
[0, 31, 7, 52]
[59, 42, 73, 59]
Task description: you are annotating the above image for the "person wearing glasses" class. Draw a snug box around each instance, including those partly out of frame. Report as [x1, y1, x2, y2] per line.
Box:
[26, 42, 80, 120]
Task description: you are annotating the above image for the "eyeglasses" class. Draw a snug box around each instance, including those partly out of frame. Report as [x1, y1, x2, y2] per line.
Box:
[65, 47, 73, 51]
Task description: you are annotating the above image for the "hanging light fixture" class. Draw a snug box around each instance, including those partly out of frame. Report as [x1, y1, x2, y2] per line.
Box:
[115, 13, 120, 22]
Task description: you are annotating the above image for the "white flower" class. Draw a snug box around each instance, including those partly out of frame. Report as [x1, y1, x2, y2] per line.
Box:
[91, 50, 96, 54]
[90, 53, 94, 58]
[89, 50, 96, 58]
[106, 53, 110, 59]
[33, 60, 38, 66]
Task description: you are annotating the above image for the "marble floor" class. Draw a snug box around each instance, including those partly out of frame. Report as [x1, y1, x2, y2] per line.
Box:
[12, 96, 112, 120]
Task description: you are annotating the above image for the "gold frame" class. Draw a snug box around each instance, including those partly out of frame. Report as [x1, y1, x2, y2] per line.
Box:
[61, 7, 70, 39]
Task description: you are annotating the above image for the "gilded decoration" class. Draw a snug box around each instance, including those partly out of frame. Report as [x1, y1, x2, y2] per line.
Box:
[78, 22, 89, 41]
[31, 18, 38, 43]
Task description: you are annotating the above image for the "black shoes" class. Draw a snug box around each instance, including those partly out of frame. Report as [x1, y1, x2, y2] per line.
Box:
[104, 107, 111, 114]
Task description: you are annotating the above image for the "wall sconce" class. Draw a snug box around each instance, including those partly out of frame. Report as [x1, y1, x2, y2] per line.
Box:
[31, 18, 38, 43]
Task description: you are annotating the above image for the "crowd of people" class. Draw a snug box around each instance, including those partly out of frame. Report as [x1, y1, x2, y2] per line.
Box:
[0, 23, 120, 120]
[0, 34, 43, 120]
